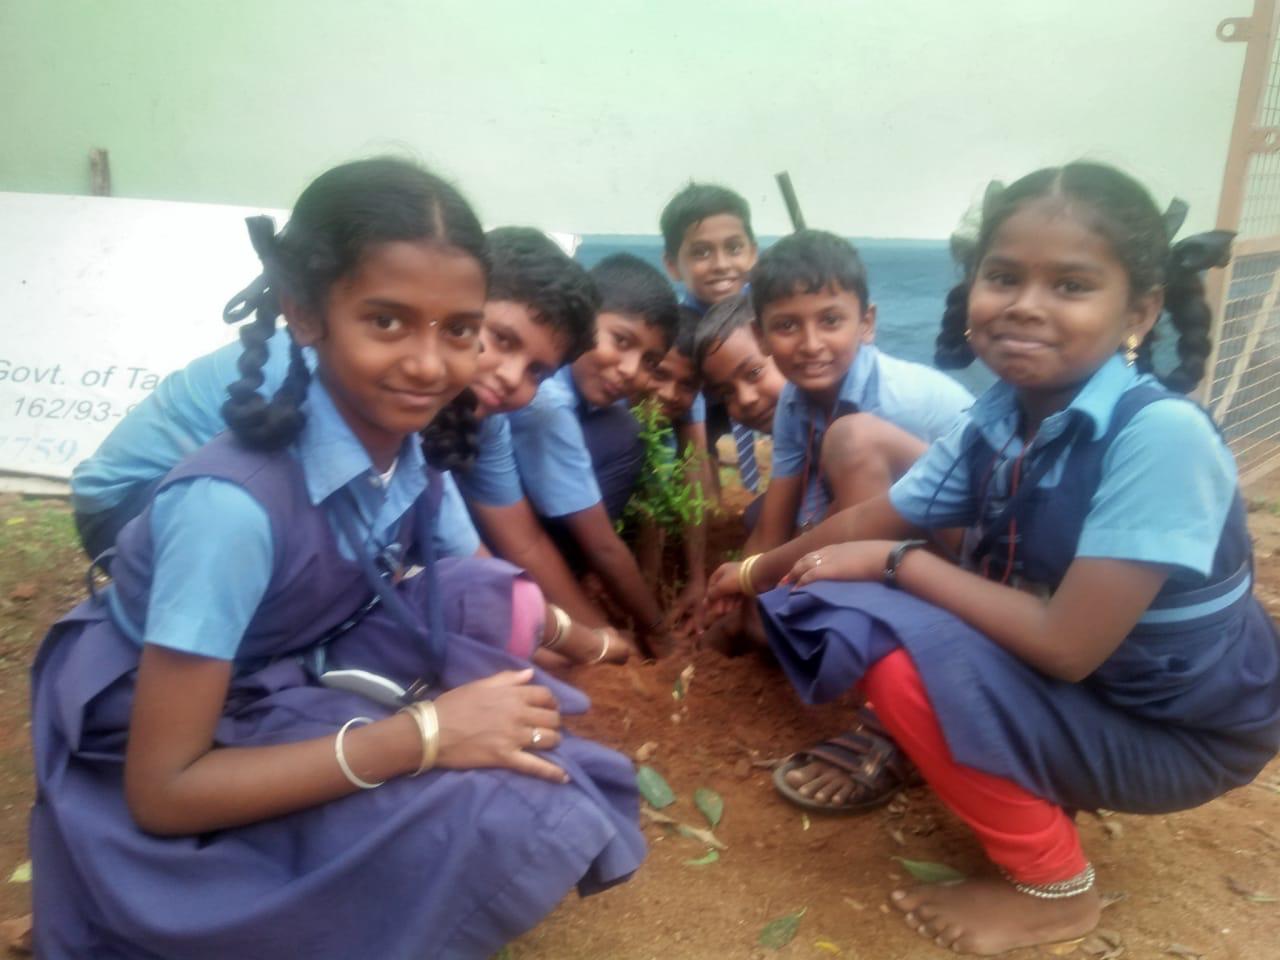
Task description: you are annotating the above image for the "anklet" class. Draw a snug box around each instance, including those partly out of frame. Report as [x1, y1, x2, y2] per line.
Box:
[1011, 863, 1096, 899]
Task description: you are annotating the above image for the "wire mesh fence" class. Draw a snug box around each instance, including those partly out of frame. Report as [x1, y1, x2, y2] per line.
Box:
[1208, 1, 1280, 483]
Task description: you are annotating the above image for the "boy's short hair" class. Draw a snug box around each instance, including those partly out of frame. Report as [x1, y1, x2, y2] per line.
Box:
[659, 183, 755, 259]
[693, 291, 755, 372]
[750, 229, 871, 318]
[588, 253, 680, 349]
[486, 226, 599, 361]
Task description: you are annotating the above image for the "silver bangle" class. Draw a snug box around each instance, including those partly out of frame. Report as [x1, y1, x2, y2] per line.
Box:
[335, 716, 384, 789]
[543, 604, 571, 650]
[1012, 863, 1096, 899]
[591, 630, 611, 664]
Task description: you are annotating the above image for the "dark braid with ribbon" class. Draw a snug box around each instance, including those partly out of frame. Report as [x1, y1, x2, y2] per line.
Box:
[935, 164, 1234, 393]
[221, 216, 311, 450]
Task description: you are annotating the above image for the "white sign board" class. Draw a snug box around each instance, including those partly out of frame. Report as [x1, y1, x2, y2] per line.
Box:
[0, 192, 577, 484]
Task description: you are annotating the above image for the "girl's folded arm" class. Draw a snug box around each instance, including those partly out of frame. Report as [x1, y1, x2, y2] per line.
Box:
[124, 648, 570, 837]
[123, 644, 423, 836]
[894, 548, 1168, 681]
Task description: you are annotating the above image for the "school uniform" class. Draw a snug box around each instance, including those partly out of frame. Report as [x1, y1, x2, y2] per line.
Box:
[759, 357, 1280, 818]
[71, 329, 482, 560]
[507, 365, 643, 522]
[30, 377, 644, 960]
[682, 291, 759, 492]
[453, 413, 524, 508]
[771, 344, 973, 526]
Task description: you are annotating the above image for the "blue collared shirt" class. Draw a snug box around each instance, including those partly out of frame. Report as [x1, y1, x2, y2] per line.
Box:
[130, 378, 436, 661]
[72, 328, 479, 556]
[771, 344, 974, 480]
[508, 366, 608, 517]
[890, 356, 1239, 577]
[454, 414, 525, 508]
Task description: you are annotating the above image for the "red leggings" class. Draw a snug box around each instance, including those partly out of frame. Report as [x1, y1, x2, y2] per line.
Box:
[862, 650, 1087, 885]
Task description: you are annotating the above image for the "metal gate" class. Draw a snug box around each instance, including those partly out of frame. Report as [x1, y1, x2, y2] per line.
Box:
[1206, 0, 1280, 483]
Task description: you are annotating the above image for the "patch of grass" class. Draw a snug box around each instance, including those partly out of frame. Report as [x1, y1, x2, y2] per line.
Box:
[0, 497, 78, 576]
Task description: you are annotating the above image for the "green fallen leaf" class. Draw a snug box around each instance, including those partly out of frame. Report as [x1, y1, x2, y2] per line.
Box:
[892, 857, 965, 885]
[694, 787, 723, 828]
[758, 908, 806, 949]
[672, 676, 684, 700]
[636, 765, 676, 809]
[7, 861, 30, 883]
[685, 849, 719, 867]
[5, 517, 24, 526]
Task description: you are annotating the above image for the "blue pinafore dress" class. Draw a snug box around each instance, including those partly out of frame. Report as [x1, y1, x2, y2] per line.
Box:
[30, 434, 645, 960]
[759, 385, 1280, 814]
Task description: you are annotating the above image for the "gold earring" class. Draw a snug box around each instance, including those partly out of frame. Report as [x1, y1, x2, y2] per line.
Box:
[963, 328, 972, 342]
[1124, 334, 1140, 366]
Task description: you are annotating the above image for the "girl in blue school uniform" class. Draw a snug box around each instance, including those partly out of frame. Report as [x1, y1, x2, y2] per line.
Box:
[30, 157, 644, 960]
[707, 161, 1280, 954]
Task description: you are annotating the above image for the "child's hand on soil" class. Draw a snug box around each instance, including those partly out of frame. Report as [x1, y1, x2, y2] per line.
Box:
[669, 579, 709, 636]
[783, 541, 896, 587]
[705, 561, 745, 616]
[433, 669, 569, 783]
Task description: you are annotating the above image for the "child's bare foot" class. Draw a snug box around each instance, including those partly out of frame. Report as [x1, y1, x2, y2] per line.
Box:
[890, 879, 1100, 955]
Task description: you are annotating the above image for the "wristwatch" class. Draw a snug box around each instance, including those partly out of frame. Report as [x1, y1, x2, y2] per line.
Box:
[883, 539, 928, 589]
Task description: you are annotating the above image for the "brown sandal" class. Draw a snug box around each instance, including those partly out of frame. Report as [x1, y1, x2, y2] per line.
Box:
[772, 707, 918, 813]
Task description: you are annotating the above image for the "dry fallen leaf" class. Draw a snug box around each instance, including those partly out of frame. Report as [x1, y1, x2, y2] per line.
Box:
[1100, 890, 1128, 911]
[633, 741, 658, 763]
[1225, 875, 1278, 903]
[1081, 928, 1124, 960]
[1165, 944, 1204, 960]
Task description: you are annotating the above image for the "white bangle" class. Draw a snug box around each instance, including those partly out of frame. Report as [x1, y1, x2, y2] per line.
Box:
[591, 630, 611, 664]
[543, 604, 571, 650]
[335, 716, 384, 789]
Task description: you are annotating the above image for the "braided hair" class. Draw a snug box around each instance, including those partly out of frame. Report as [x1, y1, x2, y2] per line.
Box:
[934, 162, 1233, 394]
[221, 157, 488, 462]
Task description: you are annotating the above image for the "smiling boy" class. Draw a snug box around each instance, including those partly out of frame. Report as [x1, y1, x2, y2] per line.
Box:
[508, 253, 677, 654]
[694, 292, 787, 525]
[660, 182, 764, 498]
[446, 227, 618, 631]
[747, 230, 974, 553]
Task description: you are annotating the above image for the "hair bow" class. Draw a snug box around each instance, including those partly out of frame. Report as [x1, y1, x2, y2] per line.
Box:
[1168, 230, 1235, 274]
[949, 180, 1005, 274]
[222, 216, 279, 324]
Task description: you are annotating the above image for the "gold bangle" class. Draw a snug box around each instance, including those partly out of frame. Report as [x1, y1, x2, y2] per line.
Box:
[399, 700, 440, 776]
[543, 604, 571, 650]
[739, 553, 763, 598]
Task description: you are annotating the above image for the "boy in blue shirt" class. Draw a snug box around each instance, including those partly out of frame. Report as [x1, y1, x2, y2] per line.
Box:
[642, 309, 712, 632]
[660, 182, 762, 497]
[694, 292, 788, 523]
[509, 253, 678, 654]
[448, 228, 619, 630]
[747, 229, 974, 554]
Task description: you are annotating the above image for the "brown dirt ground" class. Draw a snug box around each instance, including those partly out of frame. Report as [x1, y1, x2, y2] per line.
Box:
[0, 478, 1278, 960]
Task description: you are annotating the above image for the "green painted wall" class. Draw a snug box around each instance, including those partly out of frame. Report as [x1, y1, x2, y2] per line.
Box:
[0, 0, 1245, 237]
